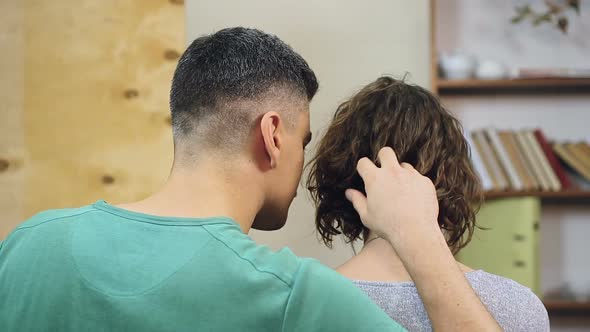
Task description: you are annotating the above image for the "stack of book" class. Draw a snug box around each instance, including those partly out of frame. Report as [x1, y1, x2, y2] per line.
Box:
[467, 128, 590, 192]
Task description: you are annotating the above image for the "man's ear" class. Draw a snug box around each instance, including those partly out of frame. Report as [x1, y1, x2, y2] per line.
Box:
[260, 111, 283, 169]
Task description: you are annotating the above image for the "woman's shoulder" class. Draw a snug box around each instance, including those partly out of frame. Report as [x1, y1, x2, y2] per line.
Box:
[465, 269, 539, 298]
[466, 270, 550, 332]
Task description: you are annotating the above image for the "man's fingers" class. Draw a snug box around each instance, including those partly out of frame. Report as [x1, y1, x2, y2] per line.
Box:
[345, 189, 368, 220]
[357, 158, 377, 182]
[378, 147, 401, 169]
[400, 162, 415, 171]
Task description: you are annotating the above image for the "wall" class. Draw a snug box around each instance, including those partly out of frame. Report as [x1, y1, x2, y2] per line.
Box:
[0, 0, 25, 239]
[186, 0, 431, 267]
[437, 0, 590, 330]
[0, 0, 185, 238]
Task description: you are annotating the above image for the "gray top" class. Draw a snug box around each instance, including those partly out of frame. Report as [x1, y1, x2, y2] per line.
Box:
[353, 270, 549, 332]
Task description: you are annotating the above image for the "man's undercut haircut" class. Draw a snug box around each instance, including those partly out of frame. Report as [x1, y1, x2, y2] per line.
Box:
[169, 27, 319, 156]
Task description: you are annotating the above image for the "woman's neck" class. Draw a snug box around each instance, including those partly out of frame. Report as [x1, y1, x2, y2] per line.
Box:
[337, 237, 413, 282]
[337, 234, 473, 282]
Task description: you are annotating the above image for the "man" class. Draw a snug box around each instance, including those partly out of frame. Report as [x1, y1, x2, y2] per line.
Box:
[0, 27, 499, 331]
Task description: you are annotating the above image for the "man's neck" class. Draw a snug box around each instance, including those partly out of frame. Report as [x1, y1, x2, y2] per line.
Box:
[117, 157, 263, 233]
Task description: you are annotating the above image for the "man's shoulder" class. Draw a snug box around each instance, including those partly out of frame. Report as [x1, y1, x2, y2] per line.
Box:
[202, 223, 341, 289]
[0, 203, 98, 254]
[11, 204, 97, 234]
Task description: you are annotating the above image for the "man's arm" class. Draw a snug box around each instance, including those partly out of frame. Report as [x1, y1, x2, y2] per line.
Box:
[282, 259, 406, 332]
[345, 147, 501, 331]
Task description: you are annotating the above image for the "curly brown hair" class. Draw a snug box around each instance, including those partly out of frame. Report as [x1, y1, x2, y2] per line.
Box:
[307, 76, 483, 254]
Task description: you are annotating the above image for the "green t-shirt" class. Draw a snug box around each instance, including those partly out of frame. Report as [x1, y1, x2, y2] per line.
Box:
[0, 200, 405, 331]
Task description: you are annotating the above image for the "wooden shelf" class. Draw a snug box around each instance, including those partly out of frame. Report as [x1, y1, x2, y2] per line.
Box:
[430, 2, 590, 323]
[544, 300, 590, 315]
[484, 190, 590, 202]
[437, 78, 590, 95]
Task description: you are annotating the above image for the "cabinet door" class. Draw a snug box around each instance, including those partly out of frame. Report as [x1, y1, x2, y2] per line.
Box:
[458, 197, 541, 295]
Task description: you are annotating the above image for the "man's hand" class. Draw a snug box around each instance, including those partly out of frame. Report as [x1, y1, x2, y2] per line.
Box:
[346, 147, 501, 332]
[344, 147, 440, 247]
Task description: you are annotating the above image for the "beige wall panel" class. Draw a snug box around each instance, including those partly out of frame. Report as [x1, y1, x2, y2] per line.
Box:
[0, 0, 25, 238]
[5, 0, 184, 229]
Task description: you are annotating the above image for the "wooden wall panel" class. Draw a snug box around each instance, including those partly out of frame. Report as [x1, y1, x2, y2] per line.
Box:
[0, 0, 25, 239]
[1, 0, 184, 238]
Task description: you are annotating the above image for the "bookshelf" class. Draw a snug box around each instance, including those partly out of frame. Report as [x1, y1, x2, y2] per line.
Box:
[438, 78, 590, 95]
[484, 190, 590, 201]
[431, 0, 590, 321]
[543, 300, 590, 324]
[544, 301, 590, 328]
[544, 300, 590, 315]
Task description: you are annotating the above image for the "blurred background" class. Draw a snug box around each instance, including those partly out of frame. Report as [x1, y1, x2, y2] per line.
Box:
[1, 0, 589, 330]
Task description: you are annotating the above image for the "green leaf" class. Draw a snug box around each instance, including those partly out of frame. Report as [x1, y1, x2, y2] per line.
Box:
[532, 13, 552, 26]
[511, 13, 526, 24]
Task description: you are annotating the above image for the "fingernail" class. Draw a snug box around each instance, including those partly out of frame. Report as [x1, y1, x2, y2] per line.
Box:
[345, 190, 352, 201]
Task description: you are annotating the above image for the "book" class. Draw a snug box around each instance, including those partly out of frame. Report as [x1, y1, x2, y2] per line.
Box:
[472, 131, 502, 191]
[578, 142, 590, 156]
[533, 129, 572, 190]
[564, 144, 590, 184]
[565, 167, 590, 191]
[512, 131, 540, 190]
[578, 142, 590, 170]
[553, 143, 590, 182]
[466, 132, 494, 191]
[485, 128, 524, 191]
[509, 131, 540, 190]
[458, 197, 541, 296]
[524, 130, 561, 191]
[567, 143, 590, 170]
[499, 131, 536, 191]
[515, 131, 551, 191]
[566, 169, 590, 190]
[472, 131, 508, 191]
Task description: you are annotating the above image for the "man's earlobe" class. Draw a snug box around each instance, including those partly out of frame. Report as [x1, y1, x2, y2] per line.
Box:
[260, 112, 282, 169]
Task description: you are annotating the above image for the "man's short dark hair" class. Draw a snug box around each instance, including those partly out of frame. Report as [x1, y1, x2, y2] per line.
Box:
[169, 27, 318, 155]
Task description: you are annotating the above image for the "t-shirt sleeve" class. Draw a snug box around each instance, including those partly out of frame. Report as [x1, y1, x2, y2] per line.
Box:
[281, 259, 406, 332]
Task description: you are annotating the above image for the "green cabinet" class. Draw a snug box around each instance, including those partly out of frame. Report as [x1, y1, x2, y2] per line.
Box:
[458, 197, 541, 295]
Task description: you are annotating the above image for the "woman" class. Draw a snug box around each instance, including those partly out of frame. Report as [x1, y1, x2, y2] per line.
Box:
[307, 77, 549, 332]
